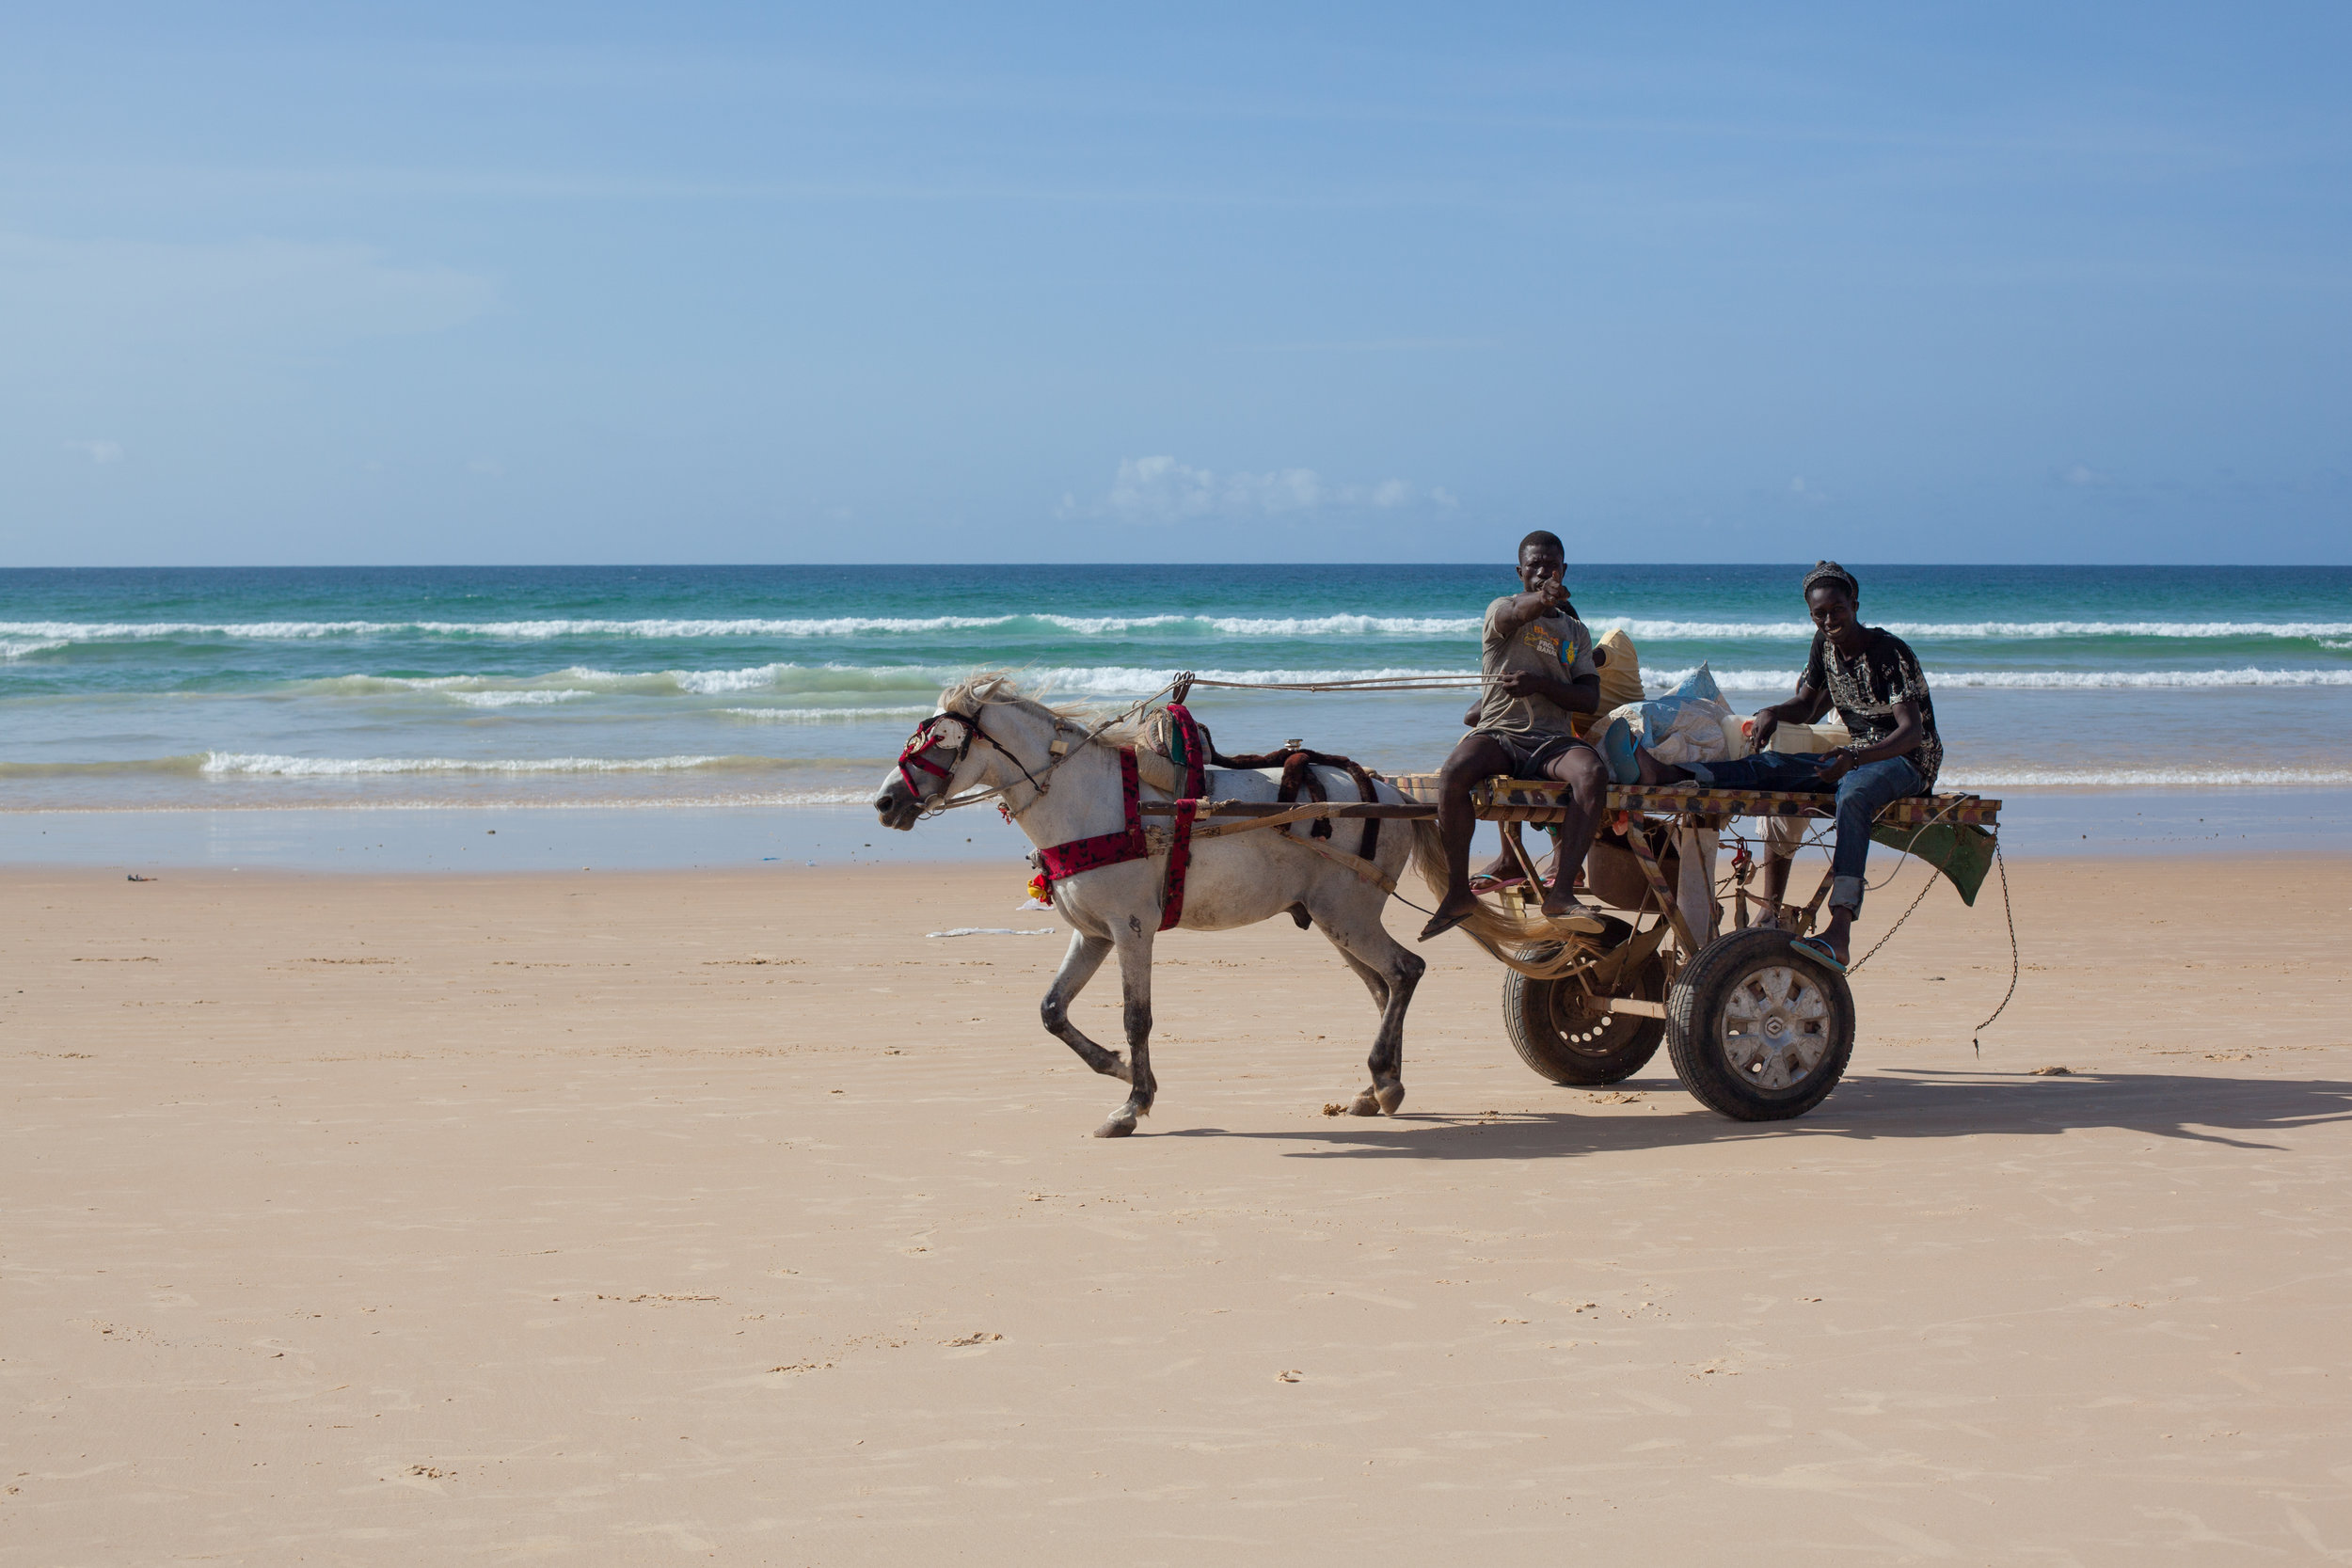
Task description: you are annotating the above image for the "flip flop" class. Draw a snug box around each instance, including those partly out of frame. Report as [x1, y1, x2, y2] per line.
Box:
[1596, 716, 1641, 785]
[1469, 873, 1526, 894]
[1418, 906, 1477, 943]
[1539, 904, 1608, 935]
[1788, 934, 1846, 973]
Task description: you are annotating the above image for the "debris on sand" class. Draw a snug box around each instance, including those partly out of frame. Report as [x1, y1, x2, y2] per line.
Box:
[945, 1332, 1002, 1347]
[2032, 1066, 2074, 1077]
[1276, 1370, 1302, 1383]
[1321, 1102, 1345, 1117]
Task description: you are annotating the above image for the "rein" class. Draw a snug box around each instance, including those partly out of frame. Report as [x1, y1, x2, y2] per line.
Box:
[893, 681, 1177, 821]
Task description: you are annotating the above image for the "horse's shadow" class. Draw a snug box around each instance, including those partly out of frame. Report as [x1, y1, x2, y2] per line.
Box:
[1168, 1068, 2352, 1159]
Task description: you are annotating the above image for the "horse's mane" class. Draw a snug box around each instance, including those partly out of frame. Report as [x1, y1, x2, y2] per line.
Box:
[939, 669, 1148, 746]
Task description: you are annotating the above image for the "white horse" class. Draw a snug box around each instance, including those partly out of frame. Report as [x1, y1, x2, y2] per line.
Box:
[873, 673, 1431, 1138]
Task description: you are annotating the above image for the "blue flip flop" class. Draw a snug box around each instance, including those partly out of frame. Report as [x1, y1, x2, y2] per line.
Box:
[1596, 716, 1641, 785]
[1788, 934, 1846, 973]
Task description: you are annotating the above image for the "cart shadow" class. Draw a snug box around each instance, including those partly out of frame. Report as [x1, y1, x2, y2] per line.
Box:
[1185, 1069, 2352, 1160]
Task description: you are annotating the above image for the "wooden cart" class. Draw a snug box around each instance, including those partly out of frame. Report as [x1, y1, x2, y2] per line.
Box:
[1150, 776, 2001, 1121]
[1406, 776, 2000, 1119]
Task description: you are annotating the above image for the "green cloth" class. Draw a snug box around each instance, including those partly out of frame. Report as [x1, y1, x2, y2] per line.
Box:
[1868, 820, 1995, 906]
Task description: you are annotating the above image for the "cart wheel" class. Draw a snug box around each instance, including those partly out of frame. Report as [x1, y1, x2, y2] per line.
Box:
[1502, 950, 1666, 1086]
[1666, 927, 1853, 1121]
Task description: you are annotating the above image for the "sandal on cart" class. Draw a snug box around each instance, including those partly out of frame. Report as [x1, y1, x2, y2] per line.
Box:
[1788, 934, 1846, 973]
[1469, 873, 1525, 895]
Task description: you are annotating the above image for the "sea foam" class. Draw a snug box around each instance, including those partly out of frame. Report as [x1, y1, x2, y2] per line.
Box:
[1942, 766, 2352, 787]
[13, 613, 2352, 644]
[198, 752, 744, 777]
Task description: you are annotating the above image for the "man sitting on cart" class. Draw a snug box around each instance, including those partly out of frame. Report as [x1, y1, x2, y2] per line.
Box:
[1418, 531, 1611, 942]
[1614, 560, 1944, 972]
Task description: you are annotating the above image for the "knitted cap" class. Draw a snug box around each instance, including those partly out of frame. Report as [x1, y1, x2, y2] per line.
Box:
[1802, 560, 1858, 598]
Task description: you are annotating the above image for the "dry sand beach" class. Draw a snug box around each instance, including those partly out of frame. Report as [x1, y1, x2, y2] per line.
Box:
[6, 853, 2350, 1563]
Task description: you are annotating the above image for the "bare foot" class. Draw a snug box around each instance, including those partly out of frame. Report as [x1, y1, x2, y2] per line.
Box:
[1536, 893, 1606, 933]
[1821, 910, 1855, 965]
[1418, 893, 1481, 942]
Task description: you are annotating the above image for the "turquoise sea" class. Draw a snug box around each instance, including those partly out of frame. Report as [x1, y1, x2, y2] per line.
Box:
[3, 565, 2348, 857]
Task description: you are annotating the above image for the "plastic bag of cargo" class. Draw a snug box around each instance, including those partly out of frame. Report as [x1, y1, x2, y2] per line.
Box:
[1605, 663, 1735, 767]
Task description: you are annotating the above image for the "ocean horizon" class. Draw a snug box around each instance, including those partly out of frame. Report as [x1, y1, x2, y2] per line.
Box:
[6, 563, 2349, 826]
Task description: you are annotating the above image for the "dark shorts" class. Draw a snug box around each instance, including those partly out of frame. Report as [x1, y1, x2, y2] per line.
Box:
[1474, 729, 1588, 777]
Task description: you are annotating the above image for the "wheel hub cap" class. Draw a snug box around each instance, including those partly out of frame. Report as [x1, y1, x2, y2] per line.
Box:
[1719, 965, 1830, 1091]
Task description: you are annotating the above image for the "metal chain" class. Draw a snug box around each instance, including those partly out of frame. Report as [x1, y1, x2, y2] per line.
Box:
[1843, 853, 1940, 974]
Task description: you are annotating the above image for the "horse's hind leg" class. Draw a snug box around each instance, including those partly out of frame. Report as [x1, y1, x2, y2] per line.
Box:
[1041, 932, 1129, 1083]
[1329, 942, 1391, 1012]
[1092, 931, 1158, 1139]
[1321, 909, 1425, 1117]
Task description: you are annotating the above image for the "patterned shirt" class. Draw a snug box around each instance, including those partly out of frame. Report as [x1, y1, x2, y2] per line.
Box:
[1802, 627, 1942, 790]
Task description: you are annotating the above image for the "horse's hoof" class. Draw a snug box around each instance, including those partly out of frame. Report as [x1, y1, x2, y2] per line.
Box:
[1092, 1109, 1138, 1138]
[1347, 1088, 1381, 1117]
[1375, 1082, 1406, 1115]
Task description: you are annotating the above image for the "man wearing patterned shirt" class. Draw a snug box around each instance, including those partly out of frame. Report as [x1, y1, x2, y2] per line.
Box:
[1619, 561, 1942, 970]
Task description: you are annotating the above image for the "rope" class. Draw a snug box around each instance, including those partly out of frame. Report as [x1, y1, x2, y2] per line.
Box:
[1972, 838, 2020, 1056]
[925, 679, 1180, 817]
[1182, 673, 1489, 693]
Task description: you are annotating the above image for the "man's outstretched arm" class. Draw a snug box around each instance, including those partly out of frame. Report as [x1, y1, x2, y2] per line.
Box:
[1747, 681, 1834, 750]
[1486, 575, 1571, 641]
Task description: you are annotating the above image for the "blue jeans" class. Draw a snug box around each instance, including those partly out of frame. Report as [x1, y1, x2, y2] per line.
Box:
[1684, 751, 1925, 913]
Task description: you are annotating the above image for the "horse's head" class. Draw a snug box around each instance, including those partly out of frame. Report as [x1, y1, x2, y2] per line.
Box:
[873, 706, 981, 831]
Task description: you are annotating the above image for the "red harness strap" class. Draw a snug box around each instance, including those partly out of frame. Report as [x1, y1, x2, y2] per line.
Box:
[1034, 747, 1201, 932]
[1158, 799, 1199, 931]
[1035, 749, 1150, 884]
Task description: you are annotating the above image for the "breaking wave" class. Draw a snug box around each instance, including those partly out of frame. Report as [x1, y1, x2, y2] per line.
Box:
[197, 752, 748, 777]
[11, 613, 2352, 645]
[1943, 766, 2352, 787]
[1677, 667, 2352, 692]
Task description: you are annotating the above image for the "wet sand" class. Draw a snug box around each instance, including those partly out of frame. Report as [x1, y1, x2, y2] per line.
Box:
[5, 855, 2349, 1562]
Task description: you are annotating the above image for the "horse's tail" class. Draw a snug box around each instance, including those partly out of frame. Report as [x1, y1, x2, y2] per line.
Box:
[1405, 818, 1627, 981]
[1404, 817, 1569, 955]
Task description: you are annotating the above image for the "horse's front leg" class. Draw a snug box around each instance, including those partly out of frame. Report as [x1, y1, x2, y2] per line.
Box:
[1092, 928, 1157, 1138]
[1041, 931, 1129, 1082]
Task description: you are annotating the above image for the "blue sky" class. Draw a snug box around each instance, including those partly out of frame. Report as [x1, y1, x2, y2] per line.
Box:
[4, 3, 2346, 564]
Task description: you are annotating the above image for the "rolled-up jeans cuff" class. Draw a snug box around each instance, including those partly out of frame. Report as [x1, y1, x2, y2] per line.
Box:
[1830, 874, 1865, 913]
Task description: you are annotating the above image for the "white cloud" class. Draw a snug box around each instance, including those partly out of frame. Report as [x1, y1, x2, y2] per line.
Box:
[1075, 454, 1455, 523]
[70, 439, 125, 464]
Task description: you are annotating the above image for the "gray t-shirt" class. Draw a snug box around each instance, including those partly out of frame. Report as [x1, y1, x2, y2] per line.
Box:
[1475, 596, 1597, 738]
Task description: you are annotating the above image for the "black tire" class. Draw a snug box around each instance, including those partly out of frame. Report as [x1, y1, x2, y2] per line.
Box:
[1502, 949, 1667, 1086]
[1665, 927, 1854, 1121]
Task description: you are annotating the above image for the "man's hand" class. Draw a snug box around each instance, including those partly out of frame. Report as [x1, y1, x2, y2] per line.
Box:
[1748, 709, 1782, 751]
[1817, 748, 1857, 784]
[1492, 670, 1548, 699]
[1533, 576, 1569, 612]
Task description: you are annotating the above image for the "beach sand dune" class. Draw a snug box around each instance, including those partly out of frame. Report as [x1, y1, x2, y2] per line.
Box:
[5, 856, 2348, 1562]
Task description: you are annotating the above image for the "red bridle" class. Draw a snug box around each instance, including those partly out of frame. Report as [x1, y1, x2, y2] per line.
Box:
[894, 713, 974, 801]
[892, 705, 1053, 816]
